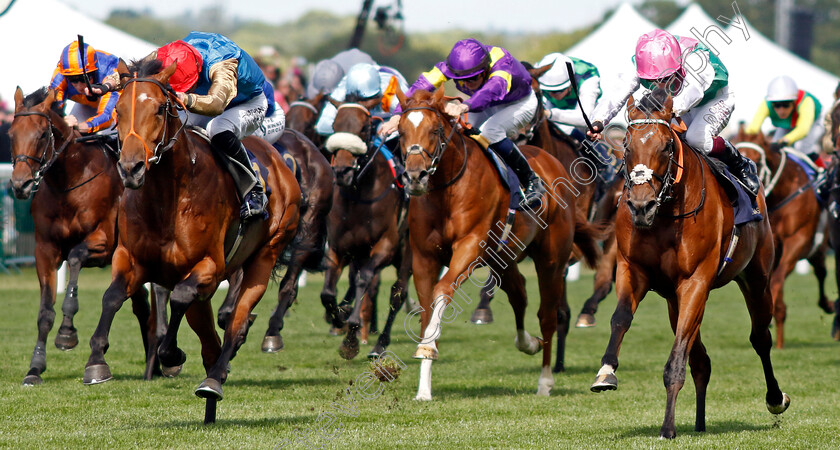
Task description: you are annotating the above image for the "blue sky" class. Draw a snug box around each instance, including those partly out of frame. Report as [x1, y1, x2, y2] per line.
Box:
[59, 0, 662, 33]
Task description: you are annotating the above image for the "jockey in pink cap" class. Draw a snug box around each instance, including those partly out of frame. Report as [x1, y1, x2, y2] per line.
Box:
[589, 29, 760, 195]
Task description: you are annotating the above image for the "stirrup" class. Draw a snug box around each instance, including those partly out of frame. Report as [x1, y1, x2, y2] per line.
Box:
[522, 176, 547, 206]
[240, 189, 268, 220]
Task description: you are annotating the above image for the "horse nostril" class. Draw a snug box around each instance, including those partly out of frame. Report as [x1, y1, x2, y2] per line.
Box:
[643, 200, 657, 215]
[418, 170, 429, 182]
[129, 161, 145, 178]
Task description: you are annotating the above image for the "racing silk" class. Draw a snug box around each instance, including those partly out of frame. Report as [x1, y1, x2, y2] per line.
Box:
[183, 31, 265, 115]
[746, 90, 822, 144]
[316, 65, 409, 136]
[543, 57, 601, 129]
[402, 44, 532, 113]
[593, 36, 728, 125]
[49, 50, 122, 133]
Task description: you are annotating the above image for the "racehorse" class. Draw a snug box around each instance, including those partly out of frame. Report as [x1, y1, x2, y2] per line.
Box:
[320, 101, 412, 359]
[214, 127, 334, 353]
[82, 60, 300, 414]
[589, 89, 789, 439]
[9, 87, 152, 386]
[397, 86, 601, 399]
[735, 126, 833, 348]
[286, 94, 326, 150]
[825, 98, 840, 340]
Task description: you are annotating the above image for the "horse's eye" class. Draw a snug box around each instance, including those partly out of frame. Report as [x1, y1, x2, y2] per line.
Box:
[157, 104, 166, 116]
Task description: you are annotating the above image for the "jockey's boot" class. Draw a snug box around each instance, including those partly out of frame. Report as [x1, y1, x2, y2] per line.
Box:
[718, 138, 760, 196]
[211, 131, 268, 220]
[490, 137, 546, 206]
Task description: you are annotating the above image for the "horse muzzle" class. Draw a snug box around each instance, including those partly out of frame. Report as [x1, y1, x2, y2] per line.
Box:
[333, 166, 356, 188]
[402, 169, 429, 196]
[10, 175, 35, 200]
[627, 197, 658, 228]
[117, 159, 146, 189]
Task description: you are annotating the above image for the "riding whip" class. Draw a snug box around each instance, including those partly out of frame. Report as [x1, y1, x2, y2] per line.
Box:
[565, 61, 595, 133]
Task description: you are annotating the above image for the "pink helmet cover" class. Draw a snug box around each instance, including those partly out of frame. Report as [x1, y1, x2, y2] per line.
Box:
[635, 29, 682, 80]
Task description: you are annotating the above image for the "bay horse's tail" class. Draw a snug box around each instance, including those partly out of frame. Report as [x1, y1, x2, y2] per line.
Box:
[573, 218, 609, 269]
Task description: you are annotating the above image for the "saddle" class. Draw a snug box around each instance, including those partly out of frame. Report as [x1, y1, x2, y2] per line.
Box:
[74, 131, 120, 158]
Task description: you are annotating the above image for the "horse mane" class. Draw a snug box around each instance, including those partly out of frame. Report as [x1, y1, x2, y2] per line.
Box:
[128, 58, 163, 78]
[638, 88, 671, 116]
[23, 87, 63, 115]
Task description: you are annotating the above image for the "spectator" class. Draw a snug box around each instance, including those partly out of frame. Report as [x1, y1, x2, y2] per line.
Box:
[0, 94, 12, 163]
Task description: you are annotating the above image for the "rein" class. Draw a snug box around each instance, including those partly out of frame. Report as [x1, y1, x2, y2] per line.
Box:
[120, 76, 187, 168]
[626, 118, 706, 219]
[12, 110, 80, 192]
[401, 106, 467, 191]
[735, 142, 785, 195]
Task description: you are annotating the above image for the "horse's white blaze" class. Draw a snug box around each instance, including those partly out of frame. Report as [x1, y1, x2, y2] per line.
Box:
[415, 359, 433, 401]
[407, 111, 424, 129]
[137, 93, 152, 103]
[537, 366, 554, 396]
[597, 364, 615, 377]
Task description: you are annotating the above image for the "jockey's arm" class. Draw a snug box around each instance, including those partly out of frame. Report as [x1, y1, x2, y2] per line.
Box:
[83, 90, 119, 133]
[183, 59, 238, 116]
[781, 96, 816, 144]
[548, 76, 600, 128]
[48, 67, 68, 107]
[670, 60, 714, 117]
[745, 102, 770, 135]
[591, 71, 640, 129]
[464, 71, 510, 112]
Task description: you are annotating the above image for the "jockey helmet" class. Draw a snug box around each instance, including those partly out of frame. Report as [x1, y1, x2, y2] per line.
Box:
[345, 63, 382, 99]
[311, 59, 345, 96]
[766, 76, 798, 102]
[535, 53, 573, 91]
[156, 40, 203, 93]
[58, 41, 97, 77]
[635, 29, 683, 80]
[445, 39, 491, 79]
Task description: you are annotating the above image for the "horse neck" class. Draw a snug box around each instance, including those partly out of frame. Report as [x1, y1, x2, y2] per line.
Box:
[427, 129, 480, 197]
[355, 152, 392, 192]
[135, 129, 201, 214]
[43, 110, 86, 187]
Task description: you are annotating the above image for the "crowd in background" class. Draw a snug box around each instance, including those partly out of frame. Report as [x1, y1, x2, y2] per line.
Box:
[255, 47, 308, 114]
[0, 95, 11, 163]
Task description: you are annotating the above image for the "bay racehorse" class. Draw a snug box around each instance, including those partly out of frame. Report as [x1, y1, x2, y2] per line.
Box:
[735, 126, 832, 348]
[286, 94, 326, 151]
[589, 89, 789, 439]
[320, 100, 412, 359]
[398, 86, 601, 399]
[9, 87, 152, 386]
[825, 98, 840, 340]
[82, 60, 300, 417]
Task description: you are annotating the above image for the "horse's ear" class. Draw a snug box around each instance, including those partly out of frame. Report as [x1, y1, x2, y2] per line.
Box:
[395, 83, 407, 109]
[663, 96, 673, 115]
[44, 89, 57, 108]
[432, 85, 445, 105]
[327, 96, 341, 109]
[158, 62, 178, 84]
[13, 86, 24, 111]
[626, 96, 635, 112]
[311, 92, 324, 106]
[529, 63, 552, 81]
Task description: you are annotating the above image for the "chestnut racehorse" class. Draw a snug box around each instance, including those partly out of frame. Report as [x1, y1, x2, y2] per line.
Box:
[589, 89, 789, 439]
[398, 87, 600, 399]
[735, 127, 832, 348]
[320, 101, 412, 359]
[9, 87, 152, 386]
[82, 61, 300, 418]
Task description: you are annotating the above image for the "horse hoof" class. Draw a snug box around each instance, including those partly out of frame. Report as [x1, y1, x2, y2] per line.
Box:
[338, 342, 360, 360]
[160, 363, 184, 378]
[470, 308, 493, 325]
[83, 364, 113, 385]
[590, 373, 618, 392]
[575, 313, 596, 328]
[413, 345, 438, 360]
[195, 378, 223, 401]
[55, 332, 79, 350]
[22, 374, 43, 386]
[552, 363, 565, 373]
[818, 297, 834, 314]
[329, 324, 348, 336]
[368, 345, 385, 359]
[261, 335, 284, 353]
[767, 392, 790, 415]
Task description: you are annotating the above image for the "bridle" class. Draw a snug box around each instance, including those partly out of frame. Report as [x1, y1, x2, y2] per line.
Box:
[735, 141, 783, 195]
[400, 105, 470, 191]
[12, 110, 76, 192]
[120, 76, 187, 168]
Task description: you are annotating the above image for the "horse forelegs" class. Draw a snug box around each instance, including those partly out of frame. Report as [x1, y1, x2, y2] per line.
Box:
[370, 246, 412, 359]
[576, 238, 617, 328]
[128, 284, 152, 370]
[262, 263, 303, 353]
[55, 244, 89, 351]
[24, 250, 59, 386]
[320, 249, 345, 330]
[84, 273, 136, 385]
[144, 285, 169, 380]
[185, 299, 222, 374]
[410, 251, 442, 401]
[340, 254, 390, 360]
[469, 282, 496, 325]
[688, 333, 711, 433]
[808, 247, 833, 314]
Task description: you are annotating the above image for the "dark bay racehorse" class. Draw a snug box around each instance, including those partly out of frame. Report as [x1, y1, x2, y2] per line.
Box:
[320, 101, 412, 359]
[735, 127, 832, 348]
[9, 87, 152, 386]
[82, 61, 300, 416]
[398, 87, 601, 399]
[590, 89, 789, 439]
[825, 98, 840, 340]
[286, 94, 326, 150]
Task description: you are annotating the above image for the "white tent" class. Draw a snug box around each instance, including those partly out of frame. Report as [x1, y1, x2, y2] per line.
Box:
[565, 2, 659, 124]
[666, 3, 839, 132]
[0, 0, 155, 105]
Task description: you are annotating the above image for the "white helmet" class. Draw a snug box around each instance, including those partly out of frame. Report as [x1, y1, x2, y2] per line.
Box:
[766, 76, 798, 102]
[345, 63, 382, 99]
[535, 53, 573, 91]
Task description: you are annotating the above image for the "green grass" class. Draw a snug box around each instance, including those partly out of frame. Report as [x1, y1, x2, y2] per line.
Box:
[1, 263, 839, 449]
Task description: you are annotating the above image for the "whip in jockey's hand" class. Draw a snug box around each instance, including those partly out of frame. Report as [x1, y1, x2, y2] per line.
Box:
[587, 120, 604, 141]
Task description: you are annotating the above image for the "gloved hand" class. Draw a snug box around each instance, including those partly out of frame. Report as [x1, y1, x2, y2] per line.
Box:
[769, 141, 788, 152]
[587, 120, 604, 140]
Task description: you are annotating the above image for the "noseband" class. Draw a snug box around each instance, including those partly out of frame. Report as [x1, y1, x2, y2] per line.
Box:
[12, 110, 75, 192]
[120, 77, 187, 168]
[331, 103, 386, 183]
[401, 106, 460, 176]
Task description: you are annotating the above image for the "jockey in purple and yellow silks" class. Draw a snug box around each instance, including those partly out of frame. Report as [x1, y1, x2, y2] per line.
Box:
[588, 29, 760, 195]
[49, 41, 126, 134]
[379, 38, 546, 204]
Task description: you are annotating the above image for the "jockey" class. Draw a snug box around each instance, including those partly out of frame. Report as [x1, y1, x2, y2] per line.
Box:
[534, 52, 615, 183]
[746, 76, 825, 168]
[316, 62, 408, 170]
[306, 48, 375, 98]
[380, 38, 547, 204]
[588, 29, 760, 195]
[49, 41, 127, 134]
[154, 31, 270, 220]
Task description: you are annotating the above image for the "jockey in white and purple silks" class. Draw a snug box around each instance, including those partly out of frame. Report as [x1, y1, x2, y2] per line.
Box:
[588, 29, 760, 195]
[379, 38, 546, 204]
